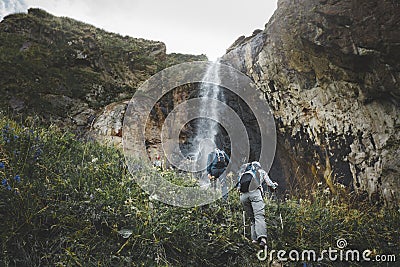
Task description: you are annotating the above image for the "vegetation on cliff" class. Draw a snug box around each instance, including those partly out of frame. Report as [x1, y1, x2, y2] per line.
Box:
[0, 8, 206, 126]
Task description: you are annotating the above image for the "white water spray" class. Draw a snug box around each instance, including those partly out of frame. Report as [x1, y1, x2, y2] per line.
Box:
[191, 60, 225, 173]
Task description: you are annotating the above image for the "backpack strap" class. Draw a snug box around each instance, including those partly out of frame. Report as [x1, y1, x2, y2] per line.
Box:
[215, 149, 224, 161]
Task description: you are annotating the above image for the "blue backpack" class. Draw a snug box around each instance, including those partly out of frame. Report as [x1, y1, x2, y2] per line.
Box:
[213, 149, 226, 169]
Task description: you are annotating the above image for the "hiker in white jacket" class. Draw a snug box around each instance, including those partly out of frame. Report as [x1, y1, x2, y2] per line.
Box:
[237, 161, 278, 248]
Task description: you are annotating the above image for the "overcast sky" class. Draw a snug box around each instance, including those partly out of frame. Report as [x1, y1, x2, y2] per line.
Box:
[1, 0, 278, 60]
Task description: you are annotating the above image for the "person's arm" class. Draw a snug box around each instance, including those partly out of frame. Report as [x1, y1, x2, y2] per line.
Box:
[259, 169, 278, 188]
[224, 151, 230, 165]
[236, 172, 241, 191]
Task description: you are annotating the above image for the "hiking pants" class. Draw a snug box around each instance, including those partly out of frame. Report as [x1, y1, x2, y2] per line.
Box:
[240, 189, 267, 241]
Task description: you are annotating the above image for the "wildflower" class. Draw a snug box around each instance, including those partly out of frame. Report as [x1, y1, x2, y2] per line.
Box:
[1, 179, 7, 186]
[34, 148, 42, 160]
[0, 162, 4, 169]
[6, 185, 11, 191]
[323, 187, 331, 195]
[14, 175, 21, 183]
[14, 135, 19, 139]
[149, 194, 159, 201]
[125, 197, 133, 206]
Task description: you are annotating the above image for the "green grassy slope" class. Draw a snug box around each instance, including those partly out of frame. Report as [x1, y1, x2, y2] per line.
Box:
[0, 115, 398, 266]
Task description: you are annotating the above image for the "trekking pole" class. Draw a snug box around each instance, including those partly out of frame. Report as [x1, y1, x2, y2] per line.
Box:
[275, 187, 284, 230]
[242, 210, 247, 237]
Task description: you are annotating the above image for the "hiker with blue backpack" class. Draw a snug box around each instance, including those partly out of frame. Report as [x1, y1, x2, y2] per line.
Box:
[237, 161, 278, 248]
[207, 148, 230, 201]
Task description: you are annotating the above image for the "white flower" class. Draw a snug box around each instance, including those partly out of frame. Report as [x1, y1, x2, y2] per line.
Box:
[124, 197, 133, 206]
[323, 187, 331, 195]
[149, 194, 158, 201]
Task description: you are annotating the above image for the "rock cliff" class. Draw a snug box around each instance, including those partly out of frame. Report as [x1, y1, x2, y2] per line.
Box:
[222, 0, 400, 205]
[0, 8, 206, 133]
[1, 4, 399, 206]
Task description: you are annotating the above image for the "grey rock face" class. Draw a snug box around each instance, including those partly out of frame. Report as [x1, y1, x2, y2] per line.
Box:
[222, 0, 400, 205]
[91, 101, 128, 146]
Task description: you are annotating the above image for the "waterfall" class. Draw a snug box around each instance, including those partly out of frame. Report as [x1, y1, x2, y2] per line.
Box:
[190, 60, 225, 177]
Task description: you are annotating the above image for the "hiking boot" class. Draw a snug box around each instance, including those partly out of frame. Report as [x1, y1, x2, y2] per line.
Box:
[259, 237, 267, 248]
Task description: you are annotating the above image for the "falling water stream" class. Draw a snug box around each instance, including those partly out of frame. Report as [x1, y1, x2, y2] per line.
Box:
[190, 60, 225, 185]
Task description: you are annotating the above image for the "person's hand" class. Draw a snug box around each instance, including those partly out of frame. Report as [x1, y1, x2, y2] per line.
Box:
[271, 182, 278, 189]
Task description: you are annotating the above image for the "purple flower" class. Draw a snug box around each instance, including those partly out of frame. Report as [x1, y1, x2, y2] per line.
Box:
[34, 148, 43, 160]
[6, 185, 11, 191]
[1, 179, 7, 186]
[0, 162, 4, 169]
[14, 175, 21, 183]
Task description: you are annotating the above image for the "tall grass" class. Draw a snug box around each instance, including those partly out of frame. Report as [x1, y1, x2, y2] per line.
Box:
[0, 114, 399, 266]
